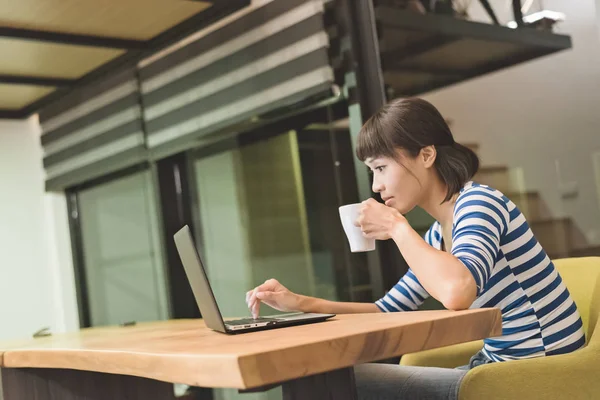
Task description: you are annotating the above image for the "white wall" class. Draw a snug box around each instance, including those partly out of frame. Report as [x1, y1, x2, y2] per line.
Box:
[424, 0, 600, 248]
[0, 117, 78, 341]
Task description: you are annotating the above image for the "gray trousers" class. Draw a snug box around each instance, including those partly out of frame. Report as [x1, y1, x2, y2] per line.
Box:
[354, 350, 493, 400]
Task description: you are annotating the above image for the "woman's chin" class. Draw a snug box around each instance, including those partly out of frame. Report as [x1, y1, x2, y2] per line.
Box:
[385, 198, 416, 214]
[397, 204, 416, 215]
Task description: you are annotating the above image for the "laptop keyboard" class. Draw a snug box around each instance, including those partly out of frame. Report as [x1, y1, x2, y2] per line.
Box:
[226, 317, 279, 326]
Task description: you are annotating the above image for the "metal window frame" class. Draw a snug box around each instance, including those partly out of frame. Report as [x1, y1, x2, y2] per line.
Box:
[65, 163, 152, 328]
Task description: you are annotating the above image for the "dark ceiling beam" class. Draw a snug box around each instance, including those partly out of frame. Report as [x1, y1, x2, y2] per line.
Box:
[0, 109, 27, 119]
[0, 74, 74, 87]
[0, 27, 146, 49]
[18, 0, 251, 118]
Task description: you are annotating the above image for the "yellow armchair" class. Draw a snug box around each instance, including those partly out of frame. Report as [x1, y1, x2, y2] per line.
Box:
[400, 257, 600, 400]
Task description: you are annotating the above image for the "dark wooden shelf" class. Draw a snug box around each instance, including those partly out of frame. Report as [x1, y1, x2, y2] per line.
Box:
[376, 6, 572, 96]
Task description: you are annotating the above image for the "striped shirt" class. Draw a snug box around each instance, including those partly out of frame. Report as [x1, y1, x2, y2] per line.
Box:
[376, 181, 586, 362]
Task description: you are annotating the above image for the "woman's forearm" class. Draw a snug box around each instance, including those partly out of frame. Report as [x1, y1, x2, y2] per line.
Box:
[391, 220, 476, 310]
[297, 295, 381, 314]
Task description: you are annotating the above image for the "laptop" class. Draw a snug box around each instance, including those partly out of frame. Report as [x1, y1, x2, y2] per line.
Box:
[174, 225, 335, 334]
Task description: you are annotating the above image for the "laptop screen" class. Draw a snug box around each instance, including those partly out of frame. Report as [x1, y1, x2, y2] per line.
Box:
[174, 225, 227, 333]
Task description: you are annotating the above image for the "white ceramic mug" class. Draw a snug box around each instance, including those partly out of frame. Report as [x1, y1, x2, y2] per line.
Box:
[339, 203, 376, 252]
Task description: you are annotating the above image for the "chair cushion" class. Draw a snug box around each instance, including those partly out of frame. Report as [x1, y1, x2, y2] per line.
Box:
[553, 257, 600, 341]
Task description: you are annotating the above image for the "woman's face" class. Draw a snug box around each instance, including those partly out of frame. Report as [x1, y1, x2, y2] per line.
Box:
[365, 148, 432, 214]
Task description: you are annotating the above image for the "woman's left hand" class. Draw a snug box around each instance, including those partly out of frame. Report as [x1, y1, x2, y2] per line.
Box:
[355, 198, 407, 240]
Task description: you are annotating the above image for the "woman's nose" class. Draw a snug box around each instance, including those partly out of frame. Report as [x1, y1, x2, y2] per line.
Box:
[372, 178, 384, 193]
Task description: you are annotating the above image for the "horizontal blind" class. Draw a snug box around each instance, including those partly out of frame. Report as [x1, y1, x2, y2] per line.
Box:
[38, 0, 336, 190]
[39, 69, 146, 191]
[139, 0, 335, 159]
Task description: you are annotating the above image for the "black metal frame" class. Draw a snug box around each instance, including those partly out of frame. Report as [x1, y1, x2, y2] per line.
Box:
[379, 35, 460, 69]
[64, 162, 150, 193]
[1, 0, 250, 119]
[401, 47, 553, 96]
[376, 3, 570, 97]
[376, 6, 571, 49]
[0, 109, 25, 119]
[155, 153, 202, 320]
[477, 0, 500, 25]
[65, 191, 91, 328]
[333, 0, 393, 298]
[0, 74, 75, 87]
[0, 27, 146, 48]
[512, 0, 524, 27]
[344, 0, 387, 117]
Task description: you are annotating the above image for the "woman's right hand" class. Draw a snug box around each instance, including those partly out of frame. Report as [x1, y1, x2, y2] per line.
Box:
[245, 279, 302, 319]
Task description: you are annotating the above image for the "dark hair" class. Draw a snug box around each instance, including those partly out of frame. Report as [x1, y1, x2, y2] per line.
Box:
[356, 97, 479, 202]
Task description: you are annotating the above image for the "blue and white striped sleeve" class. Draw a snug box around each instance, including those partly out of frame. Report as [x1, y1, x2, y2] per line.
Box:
[375, 225, 433, 312]
[451, 189, 509, 296]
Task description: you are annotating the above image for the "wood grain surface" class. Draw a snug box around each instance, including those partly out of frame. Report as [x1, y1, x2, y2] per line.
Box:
[0, 309, 501, 389]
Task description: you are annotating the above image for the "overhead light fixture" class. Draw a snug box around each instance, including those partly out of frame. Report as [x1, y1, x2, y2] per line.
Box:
[507, 10, 565, 29]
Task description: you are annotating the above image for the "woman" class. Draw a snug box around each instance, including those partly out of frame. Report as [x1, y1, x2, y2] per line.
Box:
[245, 98, 586, 399]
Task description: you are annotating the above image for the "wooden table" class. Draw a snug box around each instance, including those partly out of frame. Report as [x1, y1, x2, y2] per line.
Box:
[0, 309, 501, 399]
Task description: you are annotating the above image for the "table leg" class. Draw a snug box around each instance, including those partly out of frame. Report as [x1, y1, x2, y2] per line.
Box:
[282, 367, 357, 400]
[1, 368, 176, 400]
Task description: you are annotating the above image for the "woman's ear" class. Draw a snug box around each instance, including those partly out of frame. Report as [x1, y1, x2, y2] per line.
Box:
[420, 145, 437, 168]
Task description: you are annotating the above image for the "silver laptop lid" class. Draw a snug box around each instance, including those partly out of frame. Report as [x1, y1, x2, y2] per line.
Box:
[174, 225, 227, 333]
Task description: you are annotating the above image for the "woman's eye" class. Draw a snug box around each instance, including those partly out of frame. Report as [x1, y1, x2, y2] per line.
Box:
[375, 166, 385, 172]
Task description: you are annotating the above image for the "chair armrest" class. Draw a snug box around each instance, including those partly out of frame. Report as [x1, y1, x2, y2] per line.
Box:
[400, 340, 483, 368]
[459, 346, 600, 400]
